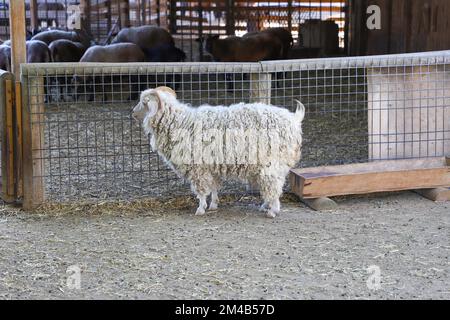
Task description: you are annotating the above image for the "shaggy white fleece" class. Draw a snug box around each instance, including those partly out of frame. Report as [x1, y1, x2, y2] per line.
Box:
[133, 86, 305, 218]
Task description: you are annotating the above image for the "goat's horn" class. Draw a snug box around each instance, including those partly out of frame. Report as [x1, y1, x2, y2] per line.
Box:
[155, 86, 177, 98]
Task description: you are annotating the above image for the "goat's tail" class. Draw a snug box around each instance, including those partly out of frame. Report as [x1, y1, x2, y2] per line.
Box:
[294, 99, 305, 122]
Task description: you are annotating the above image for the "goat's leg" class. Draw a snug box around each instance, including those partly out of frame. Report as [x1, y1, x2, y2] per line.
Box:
[195, 193, 208, 215]
[209, 189, 219, 211]
[190, 180, 210, 215]
[258, 173, 285, 218]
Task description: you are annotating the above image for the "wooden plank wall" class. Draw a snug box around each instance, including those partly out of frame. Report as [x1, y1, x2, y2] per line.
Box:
[349, 0, 450, 55]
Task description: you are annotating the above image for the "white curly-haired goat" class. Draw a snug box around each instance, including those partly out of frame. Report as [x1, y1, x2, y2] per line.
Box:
[132, 86, 305, 218]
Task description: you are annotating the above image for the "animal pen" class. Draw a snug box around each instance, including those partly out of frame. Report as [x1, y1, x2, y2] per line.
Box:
[0, 50, 448, 210]
[0, 1, 449, 210]
[0, 1, 347, 61]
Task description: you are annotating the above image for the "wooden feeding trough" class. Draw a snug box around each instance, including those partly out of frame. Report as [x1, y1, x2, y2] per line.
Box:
[290, 157, 450, 210]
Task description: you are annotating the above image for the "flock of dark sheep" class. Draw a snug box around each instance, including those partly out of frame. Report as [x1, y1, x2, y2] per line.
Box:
[0, 25, 294, 100]
[0, 25, 187, 70]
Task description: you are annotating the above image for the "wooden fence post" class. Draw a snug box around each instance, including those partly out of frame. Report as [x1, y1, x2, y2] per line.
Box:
[21, 75, 45, 210]
[142, 0, 147, 24]
[169, 0, 177, 33]
[80, 0, 92, 38]
[287, 0, 293, 32]
[250, 73, 272, 104]
[30, 0, 39, 32]
[121, 0, 130, 28]
[225, 0, 235, 36]
[14, 81, 23, 199]
[0, 73, 15, 203]
[9, 0, 27, 77]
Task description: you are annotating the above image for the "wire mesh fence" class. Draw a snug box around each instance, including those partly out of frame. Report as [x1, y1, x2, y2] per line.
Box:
[18, 51, 450, 206]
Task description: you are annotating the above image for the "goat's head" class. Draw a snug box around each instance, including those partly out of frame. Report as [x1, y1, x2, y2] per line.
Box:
[132, 86, 177, 123]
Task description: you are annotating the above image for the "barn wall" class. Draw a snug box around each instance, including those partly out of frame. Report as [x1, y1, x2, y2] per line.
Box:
[349, 0, 450, 55]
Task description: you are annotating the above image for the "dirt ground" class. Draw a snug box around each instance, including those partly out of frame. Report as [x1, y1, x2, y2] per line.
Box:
[0, 191, 448, 300]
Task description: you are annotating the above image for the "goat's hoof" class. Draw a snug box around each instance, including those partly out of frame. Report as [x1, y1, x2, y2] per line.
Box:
[195, 208, 206, 216]
[208, 203, 218, 211]
[265, 210, 276, 218]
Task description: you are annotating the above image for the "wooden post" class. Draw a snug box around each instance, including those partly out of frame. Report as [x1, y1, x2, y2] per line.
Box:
[250, 73, 272, 104]
[300, 197, 338, 211]
[80, 0, 92, 38]
[142, 0, 147, 25]
[117, 0, 122, 29]
[169, 0, 177, 34]
[30, 0, 39, 32]
[21, 75, 45, 210]
[156, 0, 160, 26]
[198, 0, 203, 60]
[287, 0, 293, 33]
[225, 0, 235, 36]
[9, 0, 27, 77]
[414, 188, 450, 202]
[107, 0, 112, 35]
[136, 0, 141, 25]
[121, 0, 130, 28]
[0, 75, 15, 203]
[14, 82, 23, 199]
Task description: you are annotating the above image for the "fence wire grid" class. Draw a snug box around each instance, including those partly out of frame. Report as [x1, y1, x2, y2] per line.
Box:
[20, 51, 450, 204]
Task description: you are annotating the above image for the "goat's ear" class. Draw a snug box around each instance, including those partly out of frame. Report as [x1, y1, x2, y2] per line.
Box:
[147, 89, 162, 117]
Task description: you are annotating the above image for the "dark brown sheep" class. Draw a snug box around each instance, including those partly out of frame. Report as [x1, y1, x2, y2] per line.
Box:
[244, 28, 293, 59]
[49, 39, 87, 62]
[79, 43, 145, 63]
[26, 40, 51, 63]
[31, 29, 92, 48]
[111, 25, 175, 61]
[202, 34, 283, 62]
[76, 43, 146, 102]
[0, 44, 11, 71]
[0, 40, 51, 71]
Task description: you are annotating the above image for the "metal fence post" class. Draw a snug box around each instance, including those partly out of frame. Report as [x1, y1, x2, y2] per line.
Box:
[250, 73, 272, 104]
[250, 63, 272, 104]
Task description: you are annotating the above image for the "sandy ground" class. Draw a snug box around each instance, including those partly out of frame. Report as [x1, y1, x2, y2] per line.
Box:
[0, 191, 449, 300]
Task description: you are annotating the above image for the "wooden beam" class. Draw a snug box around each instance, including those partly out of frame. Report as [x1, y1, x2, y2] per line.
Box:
[0, 77, 15, 203]
[4, 79, 14, 199]
[300, 197, 338, 211]
[414, 188, 450, 202]
[21, 76, 45, 210]
[121, 0, 130, 28]
[30, 0, 39, 32]
[14, 81, 23, 199]
[80, 0, 92, 38]
[9, 0, 27, 77]
[290, 157, 450, 199]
